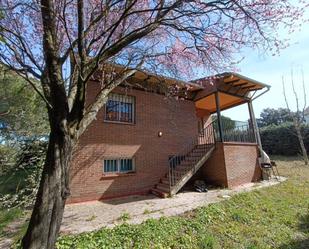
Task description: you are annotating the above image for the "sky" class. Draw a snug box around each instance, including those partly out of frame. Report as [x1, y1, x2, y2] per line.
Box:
[223, 16, 309, 121]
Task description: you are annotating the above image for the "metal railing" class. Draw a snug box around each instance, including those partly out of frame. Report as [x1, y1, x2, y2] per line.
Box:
[222, 123, 256, 143]
[168, 120, 216, 192]
[213, 118, 256, 143]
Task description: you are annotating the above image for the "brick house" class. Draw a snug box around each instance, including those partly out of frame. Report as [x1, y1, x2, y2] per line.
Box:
[68, 69, 270, 203]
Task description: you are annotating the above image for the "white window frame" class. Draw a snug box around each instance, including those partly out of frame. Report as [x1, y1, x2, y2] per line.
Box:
[103, 158, 135, 174]
[104, 93, 135, 124]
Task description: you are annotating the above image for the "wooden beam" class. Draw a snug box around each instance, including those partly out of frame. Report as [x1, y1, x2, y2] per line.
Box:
[225, 79, 240, 85]
[226, 81, 249, 91]
[241, 85, 256, 90]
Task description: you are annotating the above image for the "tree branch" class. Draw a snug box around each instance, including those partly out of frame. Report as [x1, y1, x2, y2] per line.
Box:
[75, 68, 137, 138]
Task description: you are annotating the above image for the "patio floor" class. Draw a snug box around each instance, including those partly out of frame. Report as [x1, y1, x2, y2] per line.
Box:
[61, 177, 285, 235]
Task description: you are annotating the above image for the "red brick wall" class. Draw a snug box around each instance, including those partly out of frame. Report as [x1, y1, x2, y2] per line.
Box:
[201, 143, 228, 187]
[201, 142, 261, 188]
[223, 143, 261, 187]
[68, 82, 199, 203]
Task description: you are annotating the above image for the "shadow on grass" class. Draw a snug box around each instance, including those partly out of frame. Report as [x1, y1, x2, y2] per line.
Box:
[279, 213, 309, 249]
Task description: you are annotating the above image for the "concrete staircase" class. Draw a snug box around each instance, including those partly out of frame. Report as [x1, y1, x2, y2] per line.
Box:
[151, 143, 215, 198]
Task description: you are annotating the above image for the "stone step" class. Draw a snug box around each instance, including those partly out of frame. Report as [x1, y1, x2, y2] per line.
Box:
[151, 188, 169, 198]
[156, 183, 170, 193]
[161, 178, 169, 185]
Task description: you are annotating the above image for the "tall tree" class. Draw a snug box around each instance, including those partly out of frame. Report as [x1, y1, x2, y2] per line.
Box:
[282, 69, 308, 165]
[258, 107, 293, 127]
[0, 1, 305, 248]
[0, 66, 49, 141]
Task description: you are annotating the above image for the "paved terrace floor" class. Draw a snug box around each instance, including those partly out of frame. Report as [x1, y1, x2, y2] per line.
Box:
[61, 177, 285, 235]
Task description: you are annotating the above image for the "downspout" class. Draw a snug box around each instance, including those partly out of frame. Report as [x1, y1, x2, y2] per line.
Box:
[249, 86, 270, 151]
[251, 86, 270, 101]
[248, 100, 262, 150]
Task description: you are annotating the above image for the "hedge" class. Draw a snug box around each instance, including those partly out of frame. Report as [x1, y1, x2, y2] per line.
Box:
[260, 123, 309, 156]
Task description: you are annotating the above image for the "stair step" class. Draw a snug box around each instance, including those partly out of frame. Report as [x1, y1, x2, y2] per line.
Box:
[194, 145, 213, 151]
[161, 178, 169, 185]
[175, 165, 193, 172]
[182, 158, 199, 164]
[183, 157, 200, 162]
[151, 188, 169, 198]
[156, 183, 170, 193]
[153, 143, 215, 199]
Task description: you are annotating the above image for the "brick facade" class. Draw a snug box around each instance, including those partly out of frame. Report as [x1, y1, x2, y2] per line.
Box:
[201, 142, 261, 188]
[68, 82, 199, 203]
[201, 143, 228, 187]
[223, 143, 261, 187]
[68, 81, 262, 203]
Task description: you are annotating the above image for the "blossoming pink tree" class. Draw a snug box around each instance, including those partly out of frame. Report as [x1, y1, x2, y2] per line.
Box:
[0, 0, 305, 248]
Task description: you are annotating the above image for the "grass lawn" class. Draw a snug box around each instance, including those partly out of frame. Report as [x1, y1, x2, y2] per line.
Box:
[0, 208, 23, 238]
[0, 169, 28, 240]
[1, 157, 308, 248]
[57, 157, 309, 249]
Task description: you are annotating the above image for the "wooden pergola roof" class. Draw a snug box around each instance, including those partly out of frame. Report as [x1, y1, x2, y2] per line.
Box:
[194, 72, 270, 113]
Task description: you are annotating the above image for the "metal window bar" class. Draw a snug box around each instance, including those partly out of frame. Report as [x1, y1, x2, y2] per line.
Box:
[104, 93, 134, 123]
[104, 158, 134, 173]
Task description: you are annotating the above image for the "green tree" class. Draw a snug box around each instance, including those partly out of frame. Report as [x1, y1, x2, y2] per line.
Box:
[0, 66, 49, 177]
[213, 115, 235, 131]
[258, 108, 293, 127]
[0, 66, 49, 140]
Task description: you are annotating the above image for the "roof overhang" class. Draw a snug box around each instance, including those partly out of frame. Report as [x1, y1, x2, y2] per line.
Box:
[92, 63, 203, 100]
[194, 72, 270, 113]
[132, 69, 203, 91]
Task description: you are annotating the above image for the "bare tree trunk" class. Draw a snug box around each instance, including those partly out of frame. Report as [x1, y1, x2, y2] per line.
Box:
[295, 122, 308, 165]
[21, 122, 73, 249]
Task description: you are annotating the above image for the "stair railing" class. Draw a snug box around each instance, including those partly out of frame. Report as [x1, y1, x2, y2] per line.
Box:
[168, 119, 216, 192]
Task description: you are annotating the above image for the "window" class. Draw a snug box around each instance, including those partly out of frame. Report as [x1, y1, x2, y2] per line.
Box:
[104, 93, 135, 123]
[103, 158, 135, 174]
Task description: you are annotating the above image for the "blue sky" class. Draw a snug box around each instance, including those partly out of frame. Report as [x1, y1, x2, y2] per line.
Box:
[224, 17, 309, 121]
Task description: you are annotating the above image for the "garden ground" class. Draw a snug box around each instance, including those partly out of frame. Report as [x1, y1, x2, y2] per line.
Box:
[0, 156, 309, 249]
[61, 177, 284, 234]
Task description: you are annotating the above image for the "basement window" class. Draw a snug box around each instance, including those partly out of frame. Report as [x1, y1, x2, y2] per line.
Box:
[103, 158, 135, 174]
[104, 93, 135, 124]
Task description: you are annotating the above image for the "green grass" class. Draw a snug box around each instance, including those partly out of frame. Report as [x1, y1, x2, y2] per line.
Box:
[57, 158, 309, 249]
[0, 170, 27, 240]
[0, 208, 23, 237]
[0, 169, 27, 240]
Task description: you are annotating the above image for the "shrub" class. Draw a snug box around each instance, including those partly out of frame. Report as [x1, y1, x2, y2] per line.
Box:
[0, 140, 47, 208]
[260, 123, 309, 156]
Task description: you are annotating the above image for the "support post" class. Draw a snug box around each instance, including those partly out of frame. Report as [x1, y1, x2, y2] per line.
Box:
[248, 100, 262, 149]
[215, 92, 224, 142]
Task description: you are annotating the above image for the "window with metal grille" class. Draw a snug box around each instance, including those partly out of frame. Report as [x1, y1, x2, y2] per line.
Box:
[104, 93, 135, 123]
[103, 158, 134, 173]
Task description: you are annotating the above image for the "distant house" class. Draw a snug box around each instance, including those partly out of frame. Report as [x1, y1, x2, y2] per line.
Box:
[68, 70, 270, 203]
